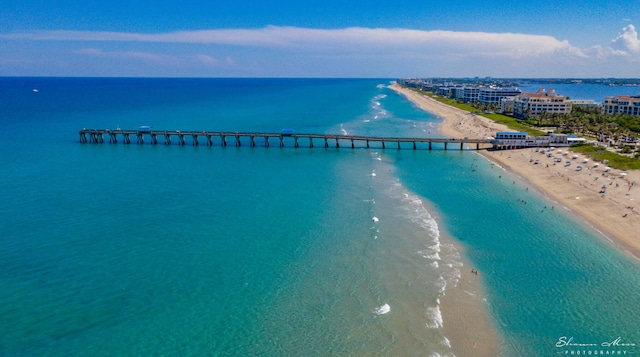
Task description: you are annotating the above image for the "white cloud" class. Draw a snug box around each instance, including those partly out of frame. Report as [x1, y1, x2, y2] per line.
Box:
[76, 48, 179, 63]
[5, 26, 586, 60]
[610, 25, 640, 55]
[195, 54, 219, 66]
[3, 25, 640, 77]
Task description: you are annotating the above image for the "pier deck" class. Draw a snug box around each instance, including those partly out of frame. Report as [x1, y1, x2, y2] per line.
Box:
[78, 129, 493, 150]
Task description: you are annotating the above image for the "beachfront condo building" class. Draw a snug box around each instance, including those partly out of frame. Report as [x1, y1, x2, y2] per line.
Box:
[433, 84, 521, 106]
[602, 95, 640, 116]
[479, 87, 522, 106]
[512, 88, 572, 119]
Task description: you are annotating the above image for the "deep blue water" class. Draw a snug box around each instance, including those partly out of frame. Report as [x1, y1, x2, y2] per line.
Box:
[1, 78, 639, 356]
[519, 82, 640, 102]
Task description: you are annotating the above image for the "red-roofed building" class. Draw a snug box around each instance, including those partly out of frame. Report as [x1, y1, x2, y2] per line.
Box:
[513, 88, 572, 119]
[603, 95, 640, 116]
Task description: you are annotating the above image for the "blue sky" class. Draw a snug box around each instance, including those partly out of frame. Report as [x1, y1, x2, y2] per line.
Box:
[1, 0, 639, 77]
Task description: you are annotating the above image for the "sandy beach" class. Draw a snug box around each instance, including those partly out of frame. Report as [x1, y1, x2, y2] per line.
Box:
[390, 83, 640, 261]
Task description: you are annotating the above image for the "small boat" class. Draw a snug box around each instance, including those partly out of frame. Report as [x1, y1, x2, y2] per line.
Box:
[576, 165, 583, 171]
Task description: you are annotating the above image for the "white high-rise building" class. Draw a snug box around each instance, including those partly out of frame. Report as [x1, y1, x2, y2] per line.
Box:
[603, 95, 640, 116]
[478, 87, 521, 106]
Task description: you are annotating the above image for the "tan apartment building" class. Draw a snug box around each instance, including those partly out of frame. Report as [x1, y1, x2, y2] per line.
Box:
[513, 88, 572, 119]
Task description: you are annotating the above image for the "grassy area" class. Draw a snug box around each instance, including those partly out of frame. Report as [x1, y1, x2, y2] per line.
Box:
[427, 93, 476, 112]
[482, 113, 546, 136]
[425, 91, 545, 136]
[570, 144, 640, 171]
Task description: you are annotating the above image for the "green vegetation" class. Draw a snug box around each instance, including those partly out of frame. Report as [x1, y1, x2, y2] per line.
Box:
[570, 144, 640, 171]
[482, 113, 545, 136]
[432, 96, 477, 112]
[423, 90, 545, 135]
[529, 106, 640, 138]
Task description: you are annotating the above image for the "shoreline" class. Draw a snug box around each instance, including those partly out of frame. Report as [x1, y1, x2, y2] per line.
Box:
[390, 83, 640, 261]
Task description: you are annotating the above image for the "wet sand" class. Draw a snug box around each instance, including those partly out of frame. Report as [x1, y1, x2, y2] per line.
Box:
[438, 231, 501, 357]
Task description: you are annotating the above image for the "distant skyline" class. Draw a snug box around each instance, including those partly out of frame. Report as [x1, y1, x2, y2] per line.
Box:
[1, 0, 640, 77]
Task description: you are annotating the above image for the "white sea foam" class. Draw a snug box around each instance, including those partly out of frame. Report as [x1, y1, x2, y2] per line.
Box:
[425, 305, 444, 329]
[373, 303, 390, 315]
[435, 276, 447, 292]
[340, 124, 348, 135]
[370, 162, 465, 348]
[423, 252, 441, 260]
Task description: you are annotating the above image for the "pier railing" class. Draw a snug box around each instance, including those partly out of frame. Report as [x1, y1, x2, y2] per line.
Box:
[78, 129, 493, 150]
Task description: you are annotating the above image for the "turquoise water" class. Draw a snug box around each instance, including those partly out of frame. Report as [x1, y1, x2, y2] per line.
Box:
[1, 78, 639, 356]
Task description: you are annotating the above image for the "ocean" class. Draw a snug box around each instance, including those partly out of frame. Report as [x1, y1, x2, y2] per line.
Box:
[1, 77, 639, 356]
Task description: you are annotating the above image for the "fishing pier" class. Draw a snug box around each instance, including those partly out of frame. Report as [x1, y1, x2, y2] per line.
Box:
[78, 129, 493, 150]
